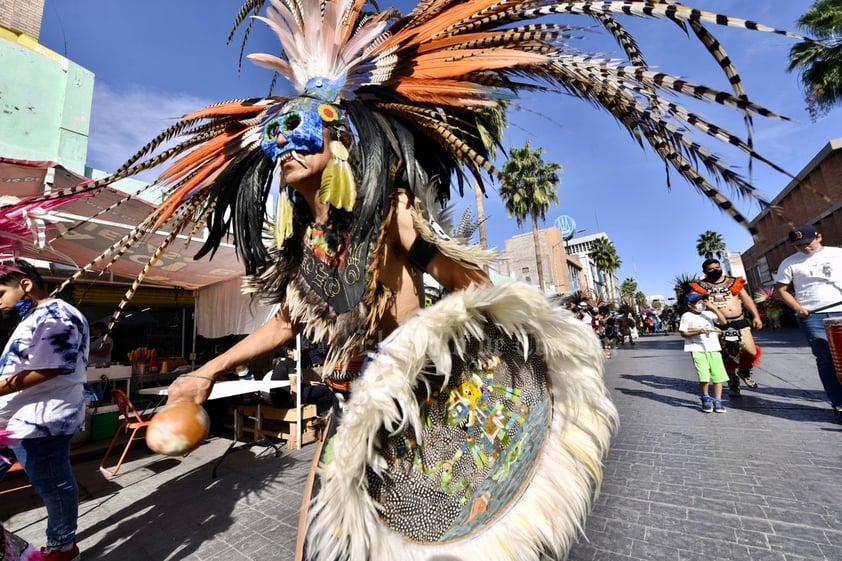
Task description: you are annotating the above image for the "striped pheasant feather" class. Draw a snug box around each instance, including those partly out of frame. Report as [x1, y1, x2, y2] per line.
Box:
[33, 0, 811, 327]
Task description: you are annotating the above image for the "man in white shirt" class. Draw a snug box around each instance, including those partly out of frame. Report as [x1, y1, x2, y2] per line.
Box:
[775, 224, 842, 424]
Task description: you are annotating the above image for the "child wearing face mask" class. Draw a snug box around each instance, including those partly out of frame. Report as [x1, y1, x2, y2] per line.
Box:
[0, 258, 87, 561]
[679, 291, 730, 413]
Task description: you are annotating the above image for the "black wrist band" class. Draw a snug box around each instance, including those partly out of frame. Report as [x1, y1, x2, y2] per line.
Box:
[409, 236, 439, 271]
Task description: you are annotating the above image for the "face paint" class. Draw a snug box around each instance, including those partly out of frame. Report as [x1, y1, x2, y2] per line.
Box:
[260, 97, 345, 163]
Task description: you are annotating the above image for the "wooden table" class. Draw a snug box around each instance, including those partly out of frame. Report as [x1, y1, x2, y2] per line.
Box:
[139, 379, 291, 478]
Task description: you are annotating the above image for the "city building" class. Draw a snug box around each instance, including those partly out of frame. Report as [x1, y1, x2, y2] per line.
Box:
[0, 3, 159, 199]
[739, 138, 842, 289]
[648, 295, 665, 309]
[496, 226, 585, 296]
[0, 3, 91, 173]
[565, 232, 621, 303]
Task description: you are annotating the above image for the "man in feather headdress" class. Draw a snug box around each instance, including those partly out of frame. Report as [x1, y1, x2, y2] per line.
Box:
[16, 1, 813, 559]
[167, 101, 491, 400]
[689, 258, 764, 397]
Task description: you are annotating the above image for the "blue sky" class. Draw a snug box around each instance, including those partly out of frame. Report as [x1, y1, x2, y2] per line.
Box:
[39, 1, 839, 300]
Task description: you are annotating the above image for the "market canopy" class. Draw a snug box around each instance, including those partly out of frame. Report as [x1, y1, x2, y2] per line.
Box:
[1, 157, 245, 290]
[1, 158, 273, 337]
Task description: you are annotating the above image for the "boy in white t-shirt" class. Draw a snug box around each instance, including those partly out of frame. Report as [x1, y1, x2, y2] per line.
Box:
[679, 292, 729, 413]
[0, 259, 87, 561]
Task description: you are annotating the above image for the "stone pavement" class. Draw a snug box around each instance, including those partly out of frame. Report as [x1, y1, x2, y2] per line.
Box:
[2, 326, 840, 560]
[568, 327, 842, 561]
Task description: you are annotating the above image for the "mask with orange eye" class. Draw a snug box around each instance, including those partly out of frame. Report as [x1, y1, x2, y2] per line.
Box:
[260, 97, 345, 163]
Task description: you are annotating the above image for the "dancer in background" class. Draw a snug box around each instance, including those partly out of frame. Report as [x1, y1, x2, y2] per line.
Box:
[690, 258, 764, 397]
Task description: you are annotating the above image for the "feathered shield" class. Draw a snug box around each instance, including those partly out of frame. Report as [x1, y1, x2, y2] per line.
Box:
[306, 282, 618, 561]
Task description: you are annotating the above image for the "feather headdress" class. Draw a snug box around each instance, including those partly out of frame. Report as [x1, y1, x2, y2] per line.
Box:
[27, 0, 805, 330]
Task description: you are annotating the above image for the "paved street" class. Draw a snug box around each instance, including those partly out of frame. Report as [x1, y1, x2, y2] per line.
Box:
[3, 326, 840, 560]
[569, 327, 842, 561]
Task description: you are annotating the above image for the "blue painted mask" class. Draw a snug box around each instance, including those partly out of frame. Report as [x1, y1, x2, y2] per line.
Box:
[260, 96, 345, 163]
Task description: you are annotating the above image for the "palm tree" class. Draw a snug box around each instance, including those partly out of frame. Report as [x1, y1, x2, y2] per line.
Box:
[474, 102, 508, 249]
[589, 236, 622, 302]
[499, 142, 561, 290]
[621, 278, 638, 306]
[787, 0, 842, 120]
[696, 230, 727, 260]
[634, 291, 648, 312]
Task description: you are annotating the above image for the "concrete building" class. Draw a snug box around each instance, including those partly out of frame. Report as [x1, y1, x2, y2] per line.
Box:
[648, 294, 665, 309]
[740, 138, 842, 289]
[0, 11, 92, 174]
[565, 232, 621, 303]
[497, 226, 585, 295]
[0, 5, 153, 197]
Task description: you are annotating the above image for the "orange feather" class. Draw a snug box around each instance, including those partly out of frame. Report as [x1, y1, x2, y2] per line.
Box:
[408, 49, 549, 78]
[152, 152, 230, 231]
[182, 101, 267, 121]
[376, 0, 504, 52]
[157, 129, 240, 184]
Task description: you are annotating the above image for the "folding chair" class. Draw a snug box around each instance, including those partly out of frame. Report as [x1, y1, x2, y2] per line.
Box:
[99, 389, 152, 476]
[0, 460, 32, 495]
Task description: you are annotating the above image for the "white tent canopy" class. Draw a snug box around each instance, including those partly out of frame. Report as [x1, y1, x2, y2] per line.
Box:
[196, 277, 275, 338]
[1, 157, 270, 338]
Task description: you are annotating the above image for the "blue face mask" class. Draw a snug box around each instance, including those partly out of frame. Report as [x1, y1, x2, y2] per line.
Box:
[15, 298, 33, 318]
[260, 96, 345, 163]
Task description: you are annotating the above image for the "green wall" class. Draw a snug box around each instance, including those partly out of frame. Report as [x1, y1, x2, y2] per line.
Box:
[0, 28, 93, 174]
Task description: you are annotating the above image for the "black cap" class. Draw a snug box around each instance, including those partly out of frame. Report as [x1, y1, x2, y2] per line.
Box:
[788, 225, 818, 245]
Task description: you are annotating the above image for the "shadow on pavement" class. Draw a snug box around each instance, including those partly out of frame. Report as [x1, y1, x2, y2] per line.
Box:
[617, 388, 701, 410]
[619, 373, 835, 424]
[617, 373, 702, 410]
[625, 338, 684, 352]
[619, 373, 697, 392]
[76, 448, 297, 561]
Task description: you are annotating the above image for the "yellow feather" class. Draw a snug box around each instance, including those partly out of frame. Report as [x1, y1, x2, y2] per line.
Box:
[274, 190, 294, 245]
[319, 140, 357, 211]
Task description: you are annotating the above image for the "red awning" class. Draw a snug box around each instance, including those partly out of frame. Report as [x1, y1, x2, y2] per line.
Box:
[1, 158, 245, 290]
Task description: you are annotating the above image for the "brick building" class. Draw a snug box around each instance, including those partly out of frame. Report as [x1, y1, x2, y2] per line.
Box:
[0, 0, 44, 39]
[741, 138, 842, 289]
[497, 226, 586, 296]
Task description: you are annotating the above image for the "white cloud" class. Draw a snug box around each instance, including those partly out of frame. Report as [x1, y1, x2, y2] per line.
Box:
[87, 82, 212, 181]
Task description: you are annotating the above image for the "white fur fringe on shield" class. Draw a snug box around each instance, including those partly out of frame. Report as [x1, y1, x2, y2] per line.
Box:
[305, 282, 619, 561]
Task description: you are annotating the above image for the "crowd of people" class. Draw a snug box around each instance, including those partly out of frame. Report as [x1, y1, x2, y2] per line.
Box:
[565, 224, 842, 427]
[568, 299, 679, 359]
[674, 224, 842, 423]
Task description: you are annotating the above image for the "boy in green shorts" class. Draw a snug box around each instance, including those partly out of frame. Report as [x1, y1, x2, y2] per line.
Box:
[679, 292, 730, 413]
